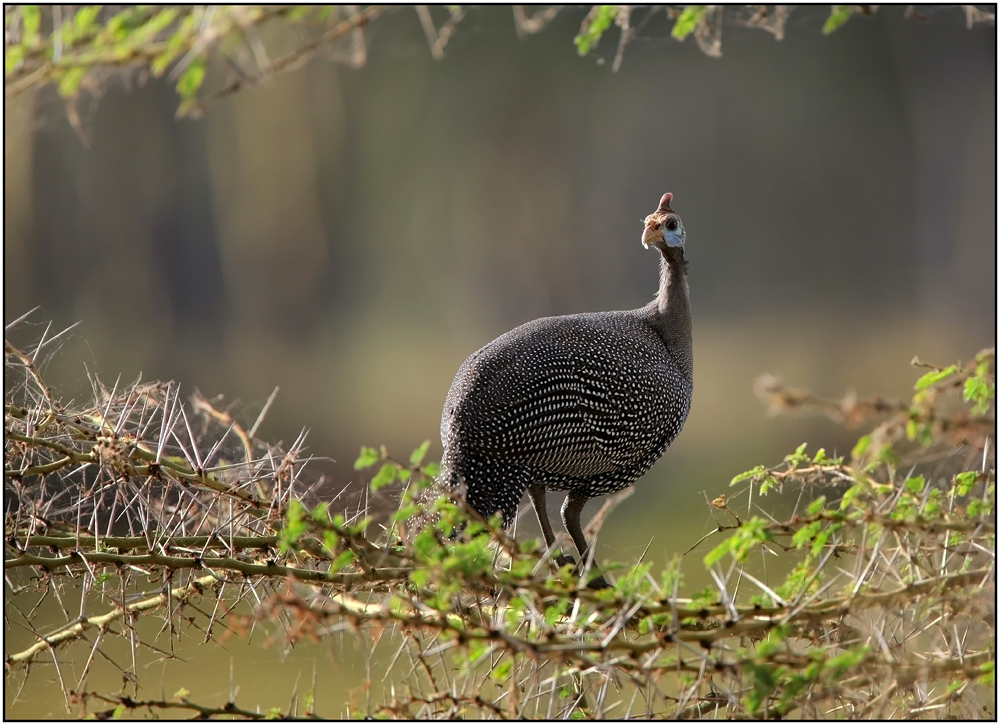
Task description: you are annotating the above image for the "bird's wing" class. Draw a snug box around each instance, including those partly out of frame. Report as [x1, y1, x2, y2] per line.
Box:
[447, 328, 668, 478]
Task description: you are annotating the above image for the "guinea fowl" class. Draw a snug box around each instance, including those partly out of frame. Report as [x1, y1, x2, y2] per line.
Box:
[439, 192, 692, 588]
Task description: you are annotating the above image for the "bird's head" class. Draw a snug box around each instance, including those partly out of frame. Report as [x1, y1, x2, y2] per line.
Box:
[641, 193, 685, 251]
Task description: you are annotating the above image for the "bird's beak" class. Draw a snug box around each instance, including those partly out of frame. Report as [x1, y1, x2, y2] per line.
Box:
[641, 225, 664, 249]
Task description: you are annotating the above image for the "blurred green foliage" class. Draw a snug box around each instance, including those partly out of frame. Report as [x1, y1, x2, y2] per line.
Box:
[8, 5, 974, 115]
[823, 5, 857, 34]
[671, 5, 709, 40]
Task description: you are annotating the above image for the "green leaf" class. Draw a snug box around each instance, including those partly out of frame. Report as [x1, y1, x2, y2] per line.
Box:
[22, 6, 41, 38]
[759, 473, 778, 496]
[851, 435, 871, 460]
[703, 537, 732, 567]
[914, 364, 958, 391]
[731, 464, 766, 486]
[977, 661, 995, 685]
[103, 6, 153, 42]
[5, 44, 24, 74]
[317, 6, 339, 21]
[616, 561, 653, 596]
[111, 704, 126, 720]
[672, 5, 708, 40]
[176, 55, 206, 100]
[409, 567, 430, 588]
[876, 443, 898, 466]
[963, 375, 994, 414]
[544, 599, 569, 627]
[705, 518, 772, 567]
[954, 471, 977, 496]
[792, 520, 822, 549]
[574, 5, 618, 56]
[825, 645, 869, 675]
[741, 662, 776, 715]
[93, 571, 114, 586]
[370, 463, 399, 492]
[822, 5, 854, 35]
[505, 597, 526, 628]
[422, 461, 441, 477]
[811, 526, 834, 556]
[519, 538, 539, 554]
[354, 446, 379, 470]
[279, 499, 307, 552]
[409, 440, 430, 467]
[150, 51, 175, 79]
[322, 530, 339, 554]
[508, 558, 535, 580]
[785, 442, 809, 467]
[74, 6, 102, 34]
[329, 549, 355, 573]
[349, 516, 371, 535]
[491, 658, 513, 682]
[904, 475, 926, 494]
[755, 632, 784, 658]
[151, 12, 195, 77]
[840, 484, 864, 510]
[806, 495, 826, 516]
[135, 8, 178, 44]
[660, 558, 683, 595]
[413, 528, 439, 560]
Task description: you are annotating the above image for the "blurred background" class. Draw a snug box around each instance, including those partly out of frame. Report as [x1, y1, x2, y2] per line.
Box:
[4, 5, 995, 718]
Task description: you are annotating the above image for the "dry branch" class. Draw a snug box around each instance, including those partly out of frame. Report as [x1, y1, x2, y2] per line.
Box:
[4, 315, 994, 719]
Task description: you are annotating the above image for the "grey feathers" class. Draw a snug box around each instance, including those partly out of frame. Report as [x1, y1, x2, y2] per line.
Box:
[441, 303, 692, 527]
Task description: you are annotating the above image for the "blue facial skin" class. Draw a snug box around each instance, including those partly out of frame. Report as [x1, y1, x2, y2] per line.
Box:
[664, 224, 685, 248]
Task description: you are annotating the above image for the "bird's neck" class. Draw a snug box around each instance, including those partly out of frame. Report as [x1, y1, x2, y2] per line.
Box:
[652, 247, 693, 380]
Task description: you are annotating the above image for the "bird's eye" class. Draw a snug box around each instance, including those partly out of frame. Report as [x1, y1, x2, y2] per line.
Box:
[665, 218, 679, 232]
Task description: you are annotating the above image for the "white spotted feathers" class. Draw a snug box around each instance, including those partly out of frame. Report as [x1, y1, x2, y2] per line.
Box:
[439, 193, 694, 531]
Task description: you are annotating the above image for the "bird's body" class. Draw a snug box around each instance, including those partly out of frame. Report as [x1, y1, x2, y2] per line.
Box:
[442, 307, 691, 510]
[438, 193, 693, 587]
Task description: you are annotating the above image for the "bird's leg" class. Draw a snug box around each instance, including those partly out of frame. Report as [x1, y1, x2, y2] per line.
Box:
[561, 492, 610, 589]
[528, 483, 575, 568]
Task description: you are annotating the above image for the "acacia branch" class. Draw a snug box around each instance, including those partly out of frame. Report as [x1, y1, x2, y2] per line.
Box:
[184, 5, 384, 117]
[4, 549, 411, 586]
[6, 574, 218, 665]
[82, 692, 323, 721]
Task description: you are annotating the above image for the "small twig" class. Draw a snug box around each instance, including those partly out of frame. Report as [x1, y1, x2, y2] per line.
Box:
[513, 5, 562, 37]
[185, 5, 383, 117]
[415, 5, 465, 60]
[612, 5, 632, 73]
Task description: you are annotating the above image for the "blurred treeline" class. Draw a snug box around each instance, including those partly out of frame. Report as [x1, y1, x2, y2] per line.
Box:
[3, 5, 995, 565]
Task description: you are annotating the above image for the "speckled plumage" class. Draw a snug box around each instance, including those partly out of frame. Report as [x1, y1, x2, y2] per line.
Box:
[438, 193, 693, 585]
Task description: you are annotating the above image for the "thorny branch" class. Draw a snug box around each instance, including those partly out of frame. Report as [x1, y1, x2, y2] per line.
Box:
[4, 315, 995, 719]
